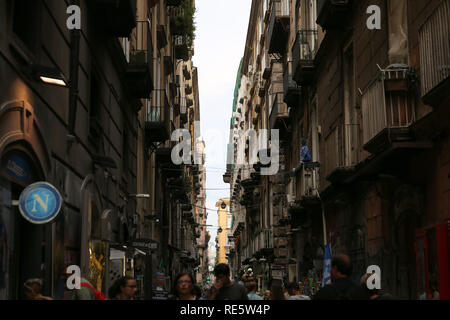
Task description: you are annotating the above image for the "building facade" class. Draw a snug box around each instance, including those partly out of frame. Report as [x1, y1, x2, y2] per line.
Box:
[225, 0, 450, 299]
[0, 0, 204, 300]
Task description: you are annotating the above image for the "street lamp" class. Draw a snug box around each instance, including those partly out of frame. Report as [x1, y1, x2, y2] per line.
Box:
[31, 64, 68, 87]
[129, 194, 151, 199]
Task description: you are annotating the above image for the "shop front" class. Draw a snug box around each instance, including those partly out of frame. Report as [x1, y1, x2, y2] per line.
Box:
[415, 223, 450, 300]
[0, 144, 52, 300]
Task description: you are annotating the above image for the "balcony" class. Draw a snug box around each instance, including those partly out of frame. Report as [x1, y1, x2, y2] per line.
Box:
[177, 96, 188, 124]
[145, 89, 171, 143]
[175, 35, 190, 61]
[316, 0, 352, 30]
[324, 124, 357, 185]
[257, 229, 274, 257]
[292, 30, 318, 86]
[419, 0, 450, 107]
[269, 92, 289, 130]
[286, 163, 320, 213]
[267, 0, 290, 54]
[91, 0, 136, 37]
[157, 25, 168, 49]
[183, 65, 191, 80]
[362, 65, 418, 155]
[125, 20, 153, 99]
[283, 60, 302, 111]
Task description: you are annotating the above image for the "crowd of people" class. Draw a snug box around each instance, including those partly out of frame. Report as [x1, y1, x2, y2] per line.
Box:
[23, 253, 397, 300]
[170, 254, 396, 300]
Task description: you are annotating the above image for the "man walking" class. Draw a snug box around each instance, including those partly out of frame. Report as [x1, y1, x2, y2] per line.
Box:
[314, 253, 369, 300]
[208, 264, 248, 300]
[245, 281, 262, 300]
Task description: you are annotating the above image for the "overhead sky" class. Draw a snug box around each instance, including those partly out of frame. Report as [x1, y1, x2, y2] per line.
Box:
[192, 0, 252, 258]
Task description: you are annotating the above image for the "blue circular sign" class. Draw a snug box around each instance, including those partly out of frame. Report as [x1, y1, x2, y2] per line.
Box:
[19, 182, 62, 224]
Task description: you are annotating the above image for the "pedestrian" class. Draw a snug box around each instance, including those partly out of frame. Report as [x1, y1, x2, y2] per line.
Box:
[208, 263, 248, 300]
[287, 282, 311, 300]
[269, 280, 285, 300]
[300, 138, 312, 163]
[171, 273, 198, 300]
[283, 283, 290, 299]
[23, 278, 53, 300]
[108, 276, 137, 300]
[245, 281, 262, 300]
[360, 273, 395, 300]
[263, 290, 271, 300]
[313, 253, 369, 300]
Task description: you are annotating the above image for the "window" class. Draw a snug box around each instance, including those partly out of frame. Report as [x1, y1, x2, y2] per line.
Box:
[89, 72, 102, 150]
[122, 125, 129, 173]
[226, 215, 232, 229]
[13, 0, 40, 51]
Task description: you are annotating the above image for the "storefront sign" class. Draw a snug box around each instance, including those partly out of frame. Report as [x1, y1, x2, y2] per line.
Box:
[18, 182, 62, 224]
[1, 151, 34, 185]
[271, 269, 284, 279]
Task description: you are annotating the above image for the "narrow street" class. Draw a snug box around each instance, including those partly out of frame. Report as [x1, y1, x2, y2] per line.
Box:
[0, 0, 449, 303]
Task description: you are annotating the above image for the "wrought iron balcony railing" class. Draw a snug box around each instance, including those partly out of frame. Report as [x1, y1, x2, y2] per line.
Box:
[292, 29, 318, 86]
[269, 92, 288, 129]
[419, 0, 450, 107]
[316, 0, 352, 30]
[126, 20, 154, 98]
[145, 89, 171, 143]
[283, 60, 302, 111]
[361, 65, 416, 153]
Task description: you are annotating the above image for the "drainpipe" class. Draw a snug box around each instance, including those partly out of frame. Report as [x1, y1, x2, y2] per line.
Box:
[68, 0, 83, 272]
[68, 0, 81, 138]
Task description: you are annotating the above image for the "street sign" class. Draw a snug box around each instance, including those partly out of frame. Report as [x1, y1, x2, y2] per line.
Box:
[271, 269, 284, 279]
[18, 182, 62, 224]
[129, 239, 158, 251]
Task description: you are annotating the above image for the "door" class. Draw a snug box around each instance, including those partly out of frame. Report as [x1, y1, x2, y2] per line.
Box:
[415, 225, 450, 300]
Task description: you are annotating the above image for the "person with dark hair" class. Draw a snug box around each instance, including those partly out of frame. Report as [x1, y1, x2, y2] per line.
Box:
[245, 281, 262, 300]
[269, 280, 285, 300]
[24, 278, 53, 300]
[171, 273, 198, 300]
[313, 254, 369, 300]
[208, 263, 248, 300]
[108, 276, 137, 300]
[287, 282, 311, 300]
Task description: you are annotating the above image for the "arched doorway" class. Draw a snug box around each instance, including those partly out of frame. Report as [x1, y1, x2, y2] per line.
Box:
[0, 144, 47, 299]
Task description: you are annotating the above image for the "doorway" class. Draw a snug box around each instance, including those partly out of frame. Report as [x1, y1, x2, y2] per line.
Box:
[0, 147, 48, 299]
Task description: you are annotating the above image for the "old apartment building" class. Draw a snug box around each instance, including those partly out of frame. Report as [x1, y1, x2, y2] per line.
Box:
[225, 0, 450, 299]
[0, 0, 206, 300]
